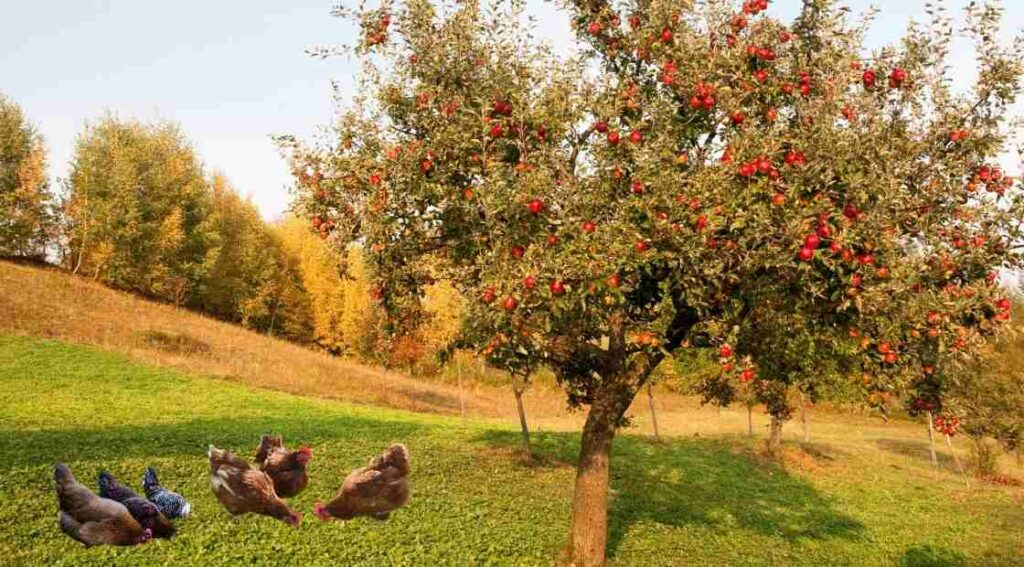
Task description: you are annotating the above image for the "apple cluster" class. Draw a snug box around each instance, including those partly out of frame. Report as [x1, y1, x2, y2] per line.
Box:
[933, 415, 960, 437]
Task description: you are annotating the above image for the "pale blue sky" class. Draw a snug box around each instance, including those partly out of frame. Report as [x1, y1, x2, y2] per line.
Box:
[1, 1, 1021, 220]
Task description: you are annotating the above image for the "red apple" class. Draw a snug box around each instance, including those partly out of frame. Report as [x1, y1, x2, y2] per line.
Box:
[550, 280, 566, 296]
[862, 69, 876, 88]
[527, 198, 543, 214]
[482, 286, 496, 303]
[889, 67, 906, 88]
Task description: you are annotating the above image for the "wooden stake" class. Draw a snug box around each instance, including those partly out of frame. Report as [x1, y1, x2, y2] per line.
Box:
[925, 411, 939, 470]
[646, 384, 660, 442]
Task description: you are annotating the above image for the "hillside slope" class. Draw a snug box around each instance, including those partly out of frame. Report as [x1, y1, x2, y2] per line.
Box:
[0, 260, 574, 421]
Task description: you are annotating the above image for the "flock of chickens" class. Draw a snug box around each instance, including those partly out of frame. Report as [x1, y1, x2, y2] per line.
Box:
[54, 435, 411, 547]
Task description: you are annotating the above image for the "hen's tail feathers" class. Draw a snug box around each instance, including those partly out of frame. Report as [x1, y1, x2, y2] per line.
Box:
[54, 464, 78, 507]
[97, 471, 116, 498]
[142, 467, 160, 496]
[55, 463, 75, 486]
[255, 434, 282, 464]
[370, 444, 410, 475]
[209, 444, 249, 471]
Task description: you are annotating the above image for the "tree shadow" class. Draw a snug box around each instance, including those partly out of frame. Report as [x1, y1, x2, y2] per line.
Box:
[899, 545, 966, 567]
[475, 429, 865, 559]
[0, 414, 428, 472]
[875, 439, 959, 473]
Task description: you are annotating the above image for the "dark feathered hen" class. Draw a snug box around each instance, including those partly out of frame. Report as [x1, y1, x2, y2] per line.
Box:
[54, 464, 151, 547]
[254, 434, 311, 498]
[142, 467, 190, 519]
[208, 444, 301, 526]
[98, 471, 175, 538]
[314, 443, 410, 521]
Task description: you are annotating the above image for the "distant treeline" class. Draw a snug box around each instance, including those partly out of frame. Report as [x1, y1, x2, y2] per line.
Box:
[0, 93, 460, 364]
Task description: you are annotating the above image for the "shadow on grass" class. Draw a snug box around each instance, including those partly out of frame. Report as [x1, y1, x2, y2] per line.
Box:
[875, 439, 960, 473]
[899, 545, 966, 567]
[476, 429, 865, 559]
[0, 414, 427, 472]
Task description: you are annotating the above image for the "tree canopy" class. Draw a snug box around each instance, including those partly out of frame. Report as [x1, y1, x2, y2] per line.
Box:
[0, 93, 53, 258]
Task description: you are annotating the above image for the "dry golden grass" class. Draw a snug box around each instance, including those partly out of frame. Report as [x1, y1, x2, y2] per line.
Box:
[0, 260, 583, 423]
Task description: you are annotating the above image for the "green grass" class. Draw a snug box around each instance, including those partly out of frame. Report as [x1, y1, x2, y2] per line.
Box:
[0, 334, 1022, 565]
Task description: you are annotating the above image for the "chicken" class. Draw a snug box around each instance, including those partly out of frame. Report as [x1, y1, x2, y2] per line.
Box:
[254, 434, 312, 498]
[314, 443, 410, 521]
[54, 464, 151, 547]
[208, 445, 301, 526]
[142, 466, 191, 519]
[97, 471, 176, 538]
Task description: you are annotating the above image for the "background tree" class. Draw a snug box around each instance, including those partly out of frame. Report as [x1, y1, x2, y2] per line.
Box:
[338, 244, 384, 359]
[62, 117, 212, 304]
[276, 216, 351, 352]
[0, 93, 53, 259]
[199, 174, 312, 339]
[938, 300, 1024, 476]
[284, 0, 1024, 563]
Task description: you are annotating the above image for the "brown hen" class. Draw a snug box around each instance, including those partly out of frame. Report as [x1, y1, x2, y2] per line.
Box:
[254, 434, 311, 498]
[314, 443, 410, 521]
[208, 445, 301, 526]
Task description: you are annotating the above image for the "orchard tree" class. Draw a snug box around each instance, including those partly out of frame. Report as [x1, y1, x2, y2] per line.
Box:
[283, 0, 1024, 563]
[700, 304, 855, 454]
[911, 299, 1024, 476]
[0, 93, 53, 259]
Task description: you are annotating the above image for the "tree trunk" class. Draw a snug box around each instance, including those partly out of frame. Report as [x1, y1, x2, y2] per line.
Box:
[925, 411, 939, 469]
[646, 384, 660, 442]
[456, 359, 466, 419]
[267, 296, 280, 337]
[800, 395, 809, 444]
[747, 405, 753, 437]
[511, 374, 530, 454]
[768, 415, 784, 456]
[568, 402, 617, 567]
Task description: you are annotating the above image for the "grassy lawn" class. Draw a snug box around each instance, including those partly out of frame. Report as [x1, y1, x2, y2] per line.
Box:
[1, 334, 1022, 565]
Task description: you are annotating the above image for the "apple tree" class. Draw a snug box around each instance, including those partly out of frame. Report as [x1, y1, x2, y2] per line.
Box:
[282, 0, 1024, 563]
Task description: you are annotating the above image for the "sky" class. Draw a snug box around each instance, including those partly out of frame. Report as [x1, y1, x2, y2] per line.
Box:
[1, 0, 1021, 221]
